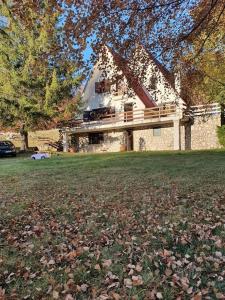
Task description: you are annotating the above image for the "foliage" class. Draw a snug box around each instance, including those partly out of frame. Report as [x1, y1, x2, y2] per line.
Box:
[0, 151, 225, 299]
[180, 0, 225, 105]
[0, 0, 82, 133]
[8, 1, 224, 73]
[217, 125, 225, 147]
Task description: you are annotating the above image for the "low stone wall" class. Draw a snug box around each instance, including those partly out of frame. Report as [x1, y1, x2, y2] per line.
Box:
[73, 131, 124, 153]
[0, 129, 60, 151]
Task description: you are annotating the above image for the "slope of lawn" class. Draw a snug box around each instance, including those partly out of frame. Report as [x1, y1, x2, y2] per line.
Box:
[0, 150, 225, 299]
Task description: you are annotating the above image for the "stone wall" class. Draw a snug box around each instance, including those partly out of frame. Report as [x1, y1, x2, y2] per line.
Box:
[72, 114, 221, 153]
[0, 129, 60, 151]
[133, 125, 174, 151]
[73, 131, 124, 153]
[189, 114, 221, 150]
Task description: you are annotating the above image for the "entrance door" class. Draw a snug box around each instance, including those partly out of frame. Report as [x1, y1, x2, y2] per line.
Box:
[126, 130, 133, 151]
[124, 103, 133, 122]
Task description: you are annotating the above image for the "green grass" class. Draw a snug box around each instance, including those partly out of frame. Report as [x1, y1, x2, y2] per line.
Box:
[0, 150, 225, 299]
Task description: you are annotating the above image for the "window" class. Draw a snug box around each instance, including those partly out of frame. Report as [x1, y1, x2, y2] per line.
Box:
[95, 80, 110, 94]
[153, 127, 161, 136]
[150, 75, 157, 90]
[88, 132, 104, 144]
[113, 79, 124, 95]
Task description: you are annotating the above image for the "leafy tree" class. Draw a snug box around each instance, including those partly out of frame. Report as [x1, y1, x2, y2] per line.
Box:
[180, 0, 225, 105]
[8, 1, 223, 66]
[0, 0, 82, 150]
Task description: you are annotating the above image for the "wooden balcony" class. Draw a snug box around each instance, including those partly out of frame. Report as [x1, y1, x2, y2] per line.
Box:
[66, 104, 180, 133]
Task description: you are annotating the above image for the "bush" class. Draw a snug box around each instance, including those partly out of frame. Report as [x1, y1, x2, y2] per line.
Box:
[217, 125, 225, 147]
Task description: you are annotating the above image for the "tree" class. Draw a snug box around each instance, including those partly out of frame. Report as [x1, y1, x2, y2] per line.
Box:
[180, 0, 225, 105]
[8, 0, 224, 99]
[0, 0, 82, 150]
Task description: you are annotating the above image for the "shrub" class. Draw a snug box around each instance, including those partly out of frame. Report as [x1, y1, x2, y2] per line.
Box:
[217, 125, 225, 147]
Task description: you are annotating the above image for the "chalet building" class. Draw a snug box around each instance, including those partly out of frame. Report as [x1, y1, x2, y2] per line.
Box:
[61, 47, 223, 153]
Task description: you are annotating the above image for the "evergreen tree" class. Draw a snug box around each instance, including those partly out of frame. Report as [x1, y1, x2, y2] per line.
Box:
[0, 0, 82, 150]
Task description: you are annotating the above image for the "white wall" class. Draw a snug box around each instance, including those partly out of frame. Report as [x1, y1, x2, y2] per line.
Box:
[82, 47, 184, 114]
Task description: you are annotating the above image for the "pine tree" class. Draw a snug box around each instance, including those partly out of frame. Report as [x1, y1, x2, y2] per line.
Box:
[0, 0, 82, 150]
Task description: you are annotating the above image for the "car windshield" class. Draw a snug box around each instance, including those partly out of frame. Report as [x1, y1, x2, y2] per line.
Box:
[0, 141, 13, 146]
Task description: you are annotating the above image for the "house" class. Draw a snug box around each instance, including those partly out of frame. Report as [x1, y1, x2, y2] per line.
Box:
[61, 47, 223, 153]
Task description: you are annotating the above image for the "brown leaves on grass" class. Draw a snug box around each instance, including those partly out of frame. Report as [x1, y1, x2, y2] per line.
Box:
[0, 176, 225, 299]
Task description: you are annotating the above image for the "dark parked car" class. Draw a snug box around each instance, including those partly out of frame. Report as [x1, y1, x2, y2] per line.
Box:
[0, 141, 17, 157]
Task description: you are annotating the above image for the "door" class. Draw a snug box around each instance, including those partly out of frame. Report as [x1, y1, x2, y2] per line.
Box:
[126, 130, 133, 151]
[124, 103, 133, 122]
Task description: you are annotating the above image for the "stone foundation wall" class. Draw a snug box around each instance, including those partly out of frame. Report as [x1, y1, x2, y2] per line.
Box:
[74, 131, 124, 153]
[0, 129, 60, 151]
[73, 114, 221, 153]
[133, 125, 174, 151]
[189, 114, 221, 150]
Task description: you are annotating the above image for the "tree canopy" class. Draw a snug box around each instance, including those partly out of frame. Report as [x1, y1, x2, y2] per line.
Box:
[0, 0, 82, 135]
[1, 0, 224, 113]
[181, 0, 225, 104]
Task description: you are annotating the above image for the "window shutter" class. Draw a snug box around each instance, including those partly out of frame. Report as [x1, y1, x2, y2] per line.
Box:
[104, 80, 111, 93]
[95, 82, 101, 93]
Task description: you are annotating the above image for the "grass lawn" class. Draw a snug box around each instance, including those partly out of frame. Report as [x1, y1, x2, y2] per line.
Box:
[0, 150, 225, 299]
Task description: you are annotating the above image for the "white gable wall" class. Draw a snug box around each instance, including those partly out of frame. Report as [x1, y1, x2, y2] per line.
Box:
[130, 46, 184, 107]
[82, 51, 145, 112]
[82, 47, 184, 112]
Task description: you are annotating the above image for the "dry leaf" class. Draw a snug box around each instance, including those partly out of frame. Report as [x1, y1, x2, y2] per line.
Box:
[52, 290, 59, 299]
[94, 264, 101, 270]
[111, 292, 121, 300]
[102, 259, 112, 268]
[65, 294, 74, 300]
[124, 278, 132, 288]
[156, 292, 163, 299]
[132, 275, 143, 286]
[135, 264, 142, 272]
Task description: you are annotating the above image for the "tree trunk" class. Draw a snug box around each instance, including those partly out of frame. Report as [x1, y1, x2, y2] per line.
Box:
[20, 124, 28, 151]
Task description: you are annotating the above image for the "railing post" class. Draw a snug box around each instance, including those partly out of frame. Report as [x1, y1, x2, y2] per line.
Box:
[62, 131, 69, 152]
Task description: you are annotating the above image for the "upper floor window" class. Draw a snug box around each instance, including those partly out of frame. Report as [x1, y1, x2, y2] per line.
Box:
[113, 78, 124, 96]
[95, 80, 110, 94]
[150, 75, 157, 90]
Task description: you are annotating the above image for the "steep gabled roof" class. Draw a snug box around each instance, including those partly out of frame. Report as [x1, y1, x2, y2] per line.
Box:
[108, 47, 156, 108]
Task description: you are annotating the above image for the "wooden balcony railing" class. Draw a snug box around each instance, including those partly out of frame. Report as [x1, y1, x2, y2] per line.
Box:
[70, 104, 178, 129]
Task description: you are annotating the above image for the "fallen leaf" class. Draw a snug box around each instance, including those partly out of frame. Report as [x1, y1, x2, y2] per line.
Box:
[52, 290, 59, 299]
[102, 259, 112, 268]
[65, 294, 74, 300]
[124, 278, 132, 288]
[132, 275, 143, 286]
[111, 292, 121, 300]
[156, 292, 163, 299]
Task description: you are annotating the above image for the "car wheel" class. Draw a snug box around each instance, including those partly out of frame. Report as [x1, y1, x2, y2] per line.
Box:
[41, 156, 45, 159]
[32, 157, 36, 160]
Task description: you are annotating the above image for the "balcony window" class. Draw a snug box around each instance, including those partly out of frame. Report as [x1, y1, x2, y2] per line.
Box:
[83, 107, 115, 122]
[88, 132, 104, 144]
[95, 80, 110, 94]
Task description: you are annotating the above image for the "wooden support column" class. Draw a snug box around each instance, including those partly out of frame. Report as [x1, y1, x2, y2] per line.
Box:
[62, 131, 69, 152]
[173, 119, 181, 150]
